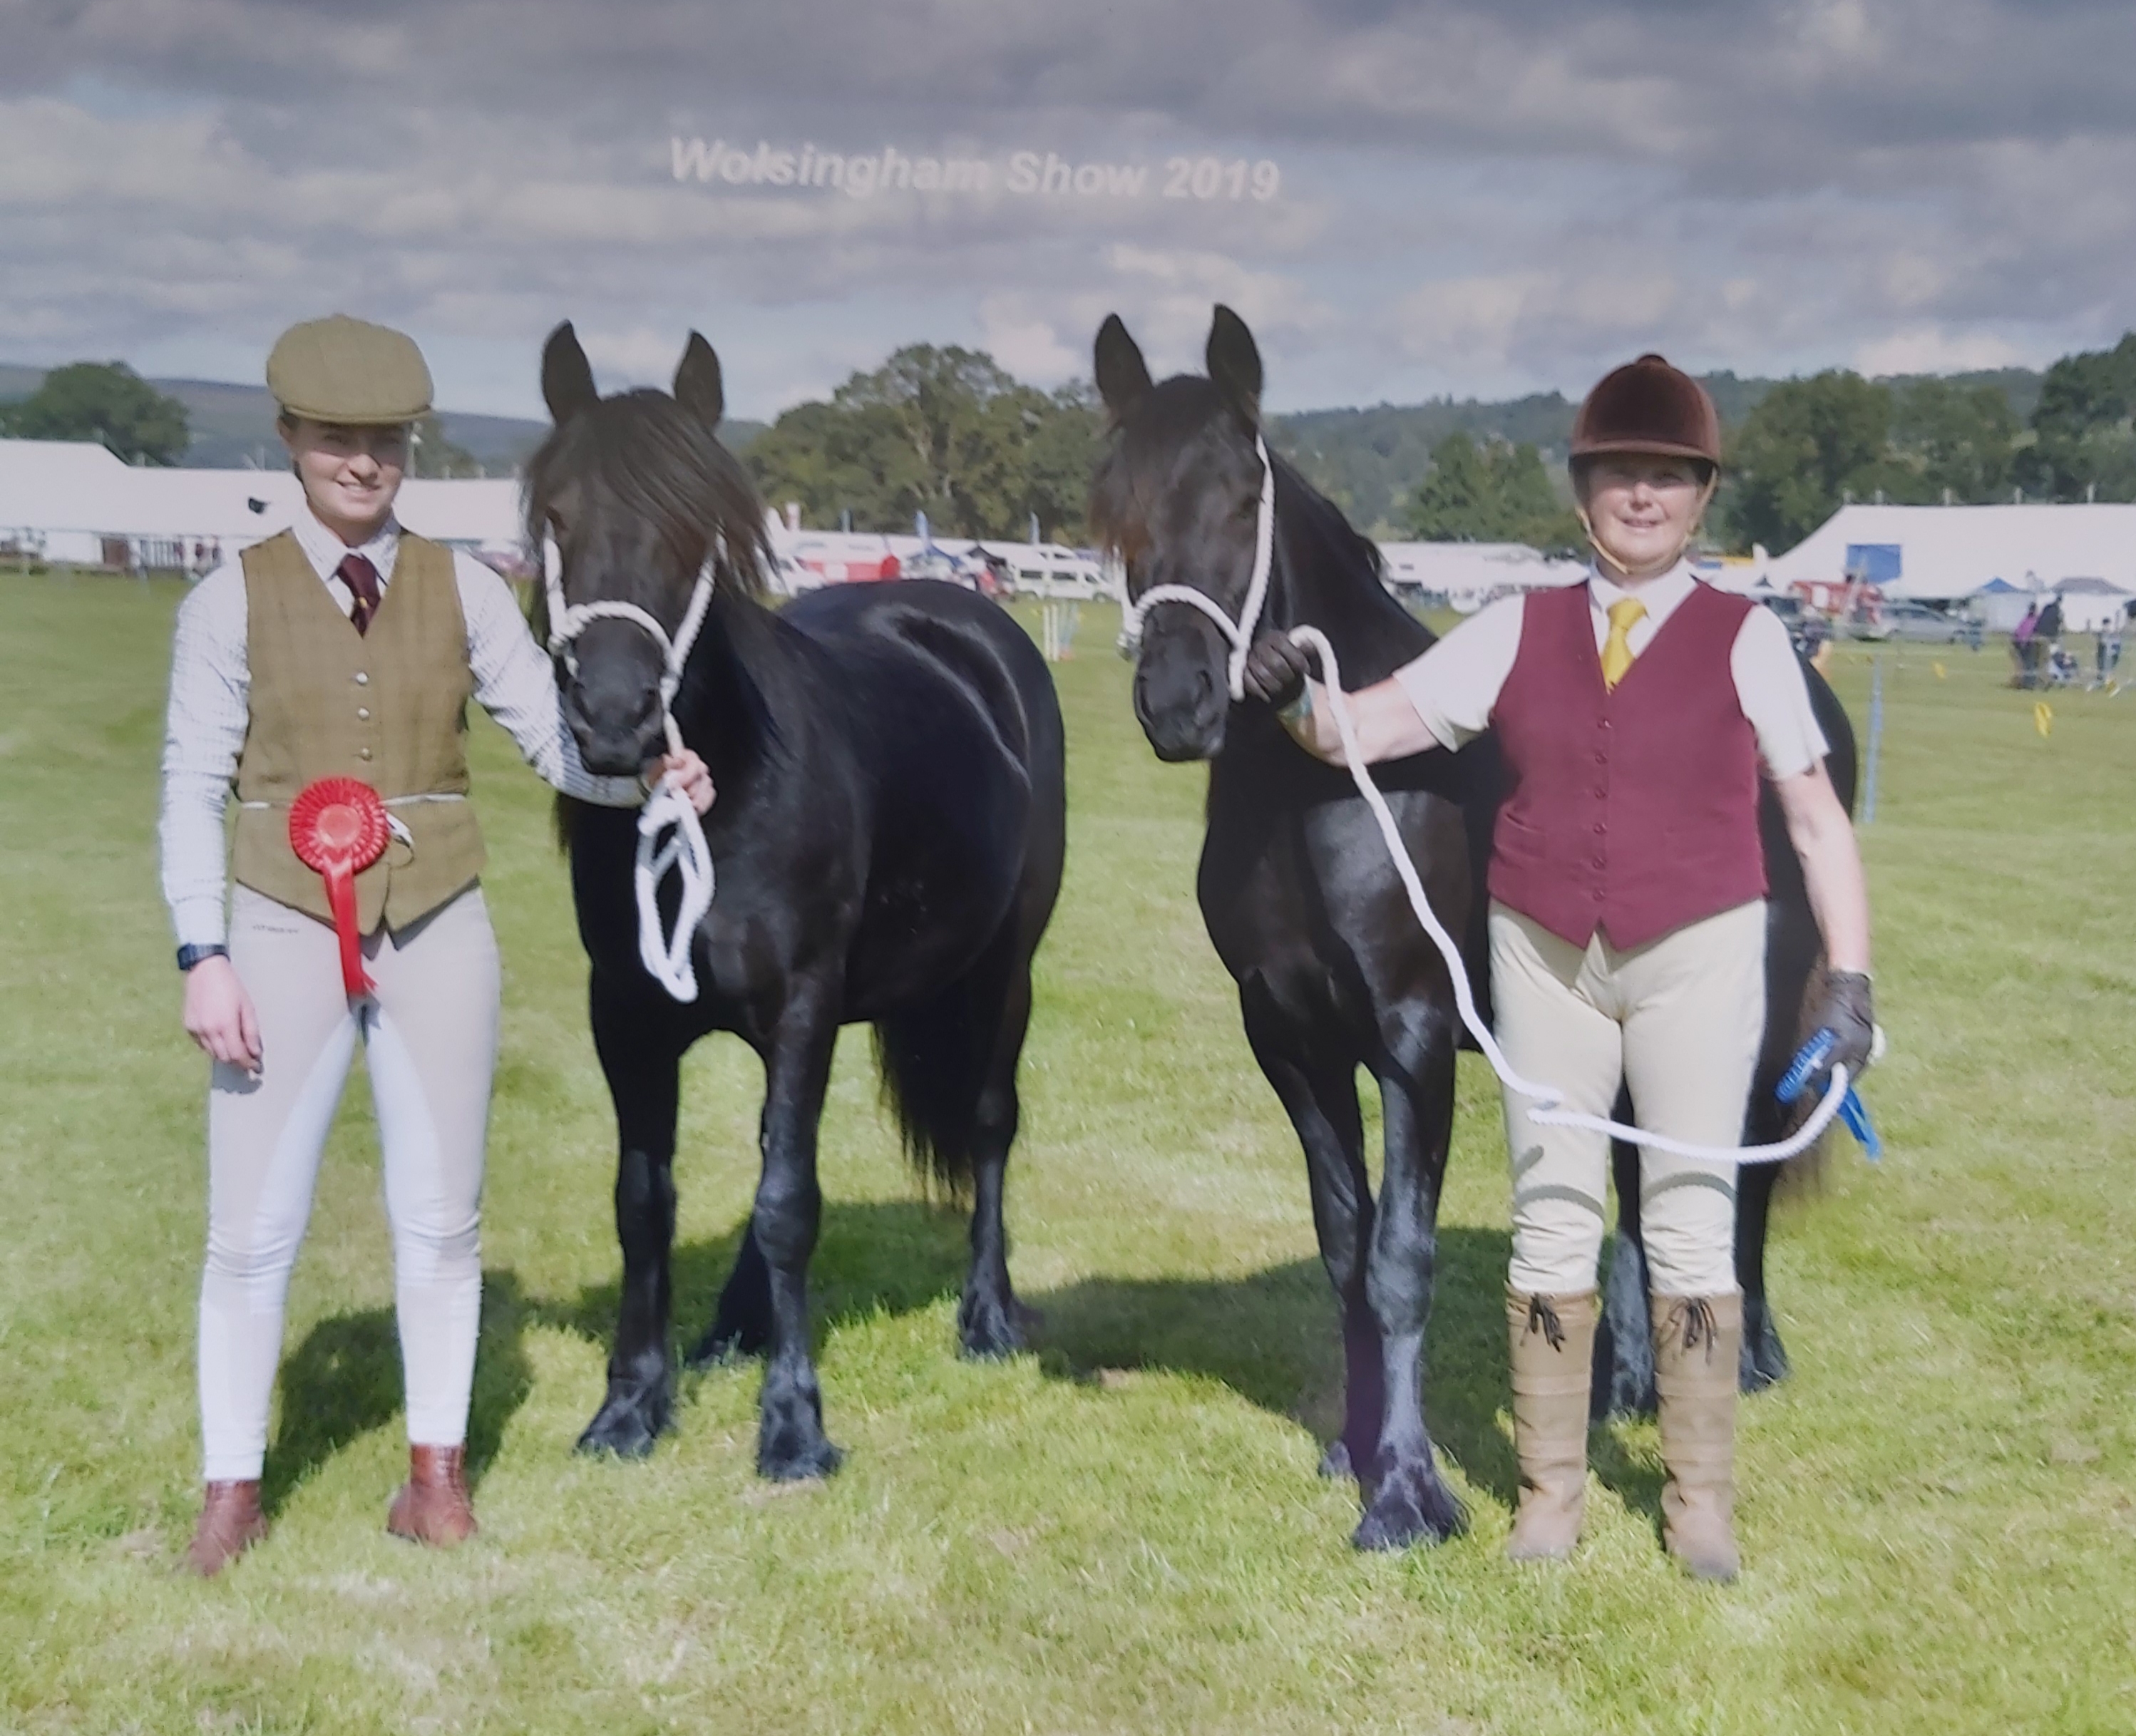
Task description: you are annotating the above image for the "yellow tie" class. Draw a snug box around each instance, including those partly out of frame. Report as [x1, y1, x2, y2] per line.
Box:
[1601, 597, 1647, 692]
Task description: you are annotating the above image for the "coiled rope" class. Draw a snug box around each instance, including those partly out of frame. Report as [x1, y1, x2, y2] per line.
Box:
[543, 538, 715, 1002]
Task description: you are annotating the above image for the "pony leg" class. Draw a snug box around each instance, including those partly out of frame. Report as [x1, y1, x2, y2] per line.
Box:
[578, 995, 682, 1459]
[1352, 1015, 1466, 1551]
[689, 1226, 771, 1366]
[1594, 1126, 1660, 1421]
[1241, 990, 1375, 1484]
[1735, 1157, 1790, 1392]
[750, 995, 843, 1481]
[957, 955, 1035, 1360]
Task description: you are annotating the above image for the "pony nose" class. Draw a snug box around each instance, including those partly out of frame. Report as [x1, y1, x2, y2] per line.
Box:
[564, 677, 664, 774]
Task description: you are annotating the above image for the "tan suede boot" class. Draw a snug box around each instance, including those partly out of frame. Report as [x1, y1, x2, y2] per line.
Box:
[386, 1445, 478, 1546]
[183, 1479, 267, 1577]
[1505, 1288, 1597, 1561]
[1652, 1290, 1742, 1582]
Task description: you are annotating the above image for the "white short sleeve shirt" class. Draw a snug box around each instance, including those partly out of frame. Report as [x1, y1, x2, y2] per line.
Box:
[1389, 563, 1830, 780]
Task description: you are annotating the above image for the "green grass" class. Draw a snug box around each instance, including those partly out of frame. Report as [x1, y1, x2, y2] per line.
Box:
[1, 575, 2131, 1734]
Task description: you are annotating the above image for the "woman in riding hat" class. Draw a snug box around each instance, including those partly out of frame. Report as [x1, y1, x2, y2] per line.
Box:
[160, 314, 714, 1575]
[1246, 354, 1873, 1580]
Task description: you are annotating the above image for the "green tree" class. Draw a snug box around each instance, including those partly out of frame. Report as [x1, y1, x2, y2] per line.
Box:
[4, 361, 188, 465]
[408, 413, 482, 478]
[1404, 431, 1581, 550]
[745, 346, 1102, 540]
[2021, 332, 2136, 502]
[1888, 378, 2017, 503]
[1725, 370, 1892, 550]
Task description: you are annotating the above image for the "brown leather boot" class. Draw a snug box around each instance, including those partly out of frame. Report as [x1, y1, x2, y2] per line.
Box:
[386, 1444, 478, 1546]
[183, 1479, 267, 1576]
[1652, 1290, 1742, 1582]
[1505, 1288, 1597, 1561]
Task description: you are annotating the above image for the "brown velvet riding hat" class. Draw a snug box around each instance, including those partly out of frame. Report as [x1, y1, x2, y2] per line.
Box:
[1569, 353, 1722, 466]
[267, 314, 433, 425]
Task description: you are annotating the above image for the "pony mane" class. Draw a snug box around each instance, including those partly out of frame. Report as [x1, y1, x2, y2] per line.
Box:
[521, 387, 774, 643]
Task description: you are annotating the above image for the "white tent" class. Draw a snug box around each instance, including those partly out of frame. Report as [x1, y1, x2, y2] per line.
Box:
[1758, 501, 2136, 604]
[1376, 540, 1587, 610]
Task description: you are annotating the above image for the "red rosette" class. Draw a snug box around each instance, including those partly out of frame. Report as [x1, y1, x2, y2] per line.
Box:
[288, 778, 390, 1000]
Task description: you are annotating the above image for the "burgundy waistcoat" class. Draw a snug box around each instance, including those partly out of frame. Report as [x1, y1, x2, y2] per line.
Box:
[1488, 580, 1765, 950]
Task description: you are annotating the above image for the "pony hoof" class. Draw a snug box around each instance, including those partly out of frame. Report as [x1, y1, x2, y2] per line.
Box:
[688, 1321, 768, 1368]
[957, 1294, 1030, 1360]
[1318, 1439, 1355, 1481]
[757, 1436, 844, 1482]
[574, 1386, 669, 1459]
[1351, 1461, 1465, 1551]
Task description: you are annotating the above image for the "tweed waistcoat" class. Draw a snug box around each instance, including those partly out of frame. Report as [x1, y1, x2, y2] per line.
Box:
[231, 528, 486, 933]
[1487, 580, 1765, 950]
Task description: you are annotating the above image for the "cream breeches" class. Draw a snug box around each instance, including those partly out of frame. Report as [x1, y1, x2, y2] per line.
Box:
[1491, 898, 1766, 1299]
[197, 883, 499, 1482]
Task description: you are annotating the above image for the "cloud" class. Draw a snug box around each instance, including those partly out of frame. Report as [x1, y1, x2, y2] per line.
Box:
[1, 0, 2132, 418]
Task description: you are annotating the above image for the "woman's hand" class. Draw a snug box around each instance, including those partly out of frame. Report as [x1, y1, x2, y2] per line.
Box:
[183, 955, 261, 1073]
[645, 748, 717, 816]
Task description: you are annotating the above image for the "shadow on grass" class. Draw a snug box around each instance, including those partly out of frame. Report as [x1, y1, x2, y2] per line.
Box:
[1027, 1224, 1664, 1526]
[262, 1270, 535, 1517]
[260, 1201, 1660, 1529]
[262, 1200, 972, 1507]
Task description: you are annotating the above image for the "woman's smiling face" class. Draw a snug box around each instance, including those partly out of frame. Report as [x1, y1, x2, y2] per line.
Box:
[1576, 453, 1713, 580]
[279, 416, 409, 543]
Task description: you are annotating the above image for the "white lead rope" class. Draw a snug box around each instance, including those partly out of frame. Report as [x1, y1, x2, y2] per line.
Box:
[1289, 625, 1848, 1166]
[1117, 438, 1849, 1166]
[544, 538, 717, 1002]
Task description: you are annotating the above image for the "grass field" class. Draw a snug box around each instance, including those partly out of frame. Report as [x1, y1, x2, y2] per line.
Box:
[2, 574, 2132, 1734]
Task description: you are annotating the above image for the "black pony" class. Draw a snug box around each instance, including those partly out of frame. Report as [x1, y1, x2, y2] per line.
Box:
[528, 324, 1064, 1478]
[1090, 306, 1856, 1548]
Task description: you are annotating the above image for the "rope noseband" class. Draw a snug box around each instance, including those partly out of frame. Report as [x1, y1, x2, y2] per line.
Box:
[543, 537, 717, 1002]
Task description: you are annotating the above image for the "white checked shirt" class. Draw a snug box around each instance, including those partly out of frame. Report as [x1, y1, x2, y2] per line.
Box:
[1390, 561, 1830, 779]
[159, 505, 644, 947]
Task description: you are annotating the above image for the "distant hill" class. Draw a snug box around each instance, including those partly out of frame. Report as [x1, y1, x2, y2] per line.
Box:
[0, 364, 766, 471]
[1272, 366, 2048, 536]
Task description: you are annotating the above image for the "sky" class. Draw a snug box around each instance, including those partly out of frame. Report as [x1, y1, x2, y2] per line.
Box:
[4, 0, 2135, 421]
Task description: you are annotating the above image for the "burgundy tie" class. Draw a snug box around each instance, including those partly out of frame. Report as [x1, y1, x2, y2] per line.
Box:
[339, 553, 381, 635]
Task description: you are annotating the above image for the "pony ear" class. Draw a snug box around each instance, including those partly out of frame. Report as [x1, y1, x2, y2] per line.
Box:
[541, 322, 600, 423]
[1205, 304, 1263, 425]
[1094, 314, 1153, 420]
[673, 332, 725, 429]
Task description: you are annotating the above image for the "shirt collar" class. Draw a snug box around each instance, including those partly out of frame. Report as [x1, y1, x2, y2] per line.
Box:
[1588, 558, 1696, 616]
[291, 500, 401, 585]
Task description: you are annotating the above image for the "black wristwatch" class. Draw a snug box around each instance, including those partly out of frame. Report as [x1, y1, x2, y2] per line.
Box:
[176, 943, 230, 973]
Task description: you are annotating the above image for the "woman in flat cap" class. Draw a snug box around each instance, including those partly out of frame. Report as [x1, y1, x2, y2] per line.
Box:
[1244, 354, 1873, 1581]
[160, 314, 714, 1575]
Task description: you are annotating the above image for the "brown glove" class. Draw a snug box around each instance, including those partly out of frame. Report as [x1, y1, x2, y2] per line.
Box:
[1241, 632, 1319, 709]
[1807, 970, 1874, 1090]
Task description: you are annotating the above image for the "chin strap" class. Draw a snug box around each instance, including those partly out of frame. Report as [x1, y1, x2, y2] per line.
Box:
[543, 537, 717, 1002]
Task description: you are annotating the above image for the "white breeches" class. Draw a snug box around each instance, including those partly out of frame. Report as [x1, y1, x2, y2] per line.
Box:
[1491, 898, 1767, 1300]
[198, 883, 500, 1482]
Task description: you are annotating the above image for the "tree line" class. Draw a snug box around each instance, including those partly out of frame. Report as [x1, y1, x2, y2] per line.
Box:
[10, 333, 2136, 555]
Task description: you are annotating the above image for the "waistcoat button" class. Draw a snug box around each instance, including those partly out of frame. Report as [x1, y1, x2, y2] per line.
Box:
[359, 746, 373, 761]
[356, 707, 371, 721]
[354, 672, 369, 686]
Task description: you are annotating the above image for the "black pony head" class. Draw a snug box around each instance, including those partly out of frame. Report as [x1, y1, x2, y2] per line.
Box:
[1090, 304, 1268, 762]
[524, 322, 771, 775]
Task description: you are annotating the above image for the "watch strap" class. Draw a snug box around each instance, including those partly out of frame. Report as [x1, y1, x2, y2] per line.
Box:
[177, 943, 230, 972]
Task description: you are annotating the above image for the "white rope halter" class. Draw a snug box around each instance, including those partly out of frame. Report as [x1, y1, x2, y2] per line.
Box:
[1116, 434, 1854, 1165]
[543, 537, 717, 1002]
[1119, 431, 1278, 702]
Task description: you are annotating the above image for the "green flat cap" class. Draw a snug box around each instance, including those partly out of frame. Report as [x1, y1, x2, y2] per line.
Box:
[266, 313, 433, 424]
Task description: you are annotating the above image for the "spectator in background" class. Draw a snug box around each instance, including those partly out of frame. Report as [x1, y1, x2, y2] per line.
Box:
[2098, 612, 2125, 689]
[2038, 593, 2064, 646]
[2011, 602, 2040, 687]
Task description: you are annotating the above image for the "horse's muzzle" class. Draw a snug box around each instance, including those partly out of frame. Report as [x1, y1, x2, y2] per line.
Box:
[564, 675, 665, 776]
[1134, 652, 1227, 762]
